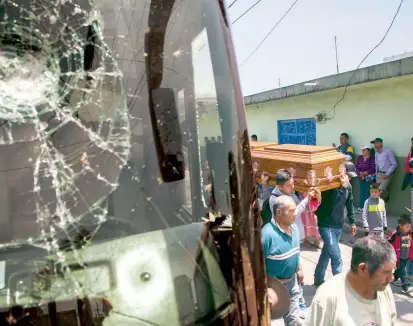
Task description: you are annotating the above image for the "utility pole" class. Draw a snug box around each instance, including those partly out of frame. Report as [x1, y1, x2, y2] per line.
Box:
[278, 78, 281, 88]
[334, 36, 339, 74]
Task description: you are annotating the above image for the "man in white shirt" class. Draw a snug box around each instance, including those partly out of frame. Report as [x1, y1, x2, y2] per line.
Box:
[305, 236, 397, 326]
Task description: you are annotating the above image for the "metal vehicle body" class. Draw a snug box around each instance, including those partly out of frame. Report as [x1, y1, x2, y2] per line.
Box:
[0, 0, 268, 324]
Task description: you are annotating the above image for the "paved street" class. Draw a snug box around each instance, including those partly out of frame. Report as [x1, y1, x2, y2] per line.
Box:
[271, 223, 413, 325]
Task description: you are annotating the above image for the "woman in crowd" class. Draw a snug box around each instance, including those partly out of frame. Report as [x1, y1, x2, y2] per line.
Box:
[355, 143, 376, 213]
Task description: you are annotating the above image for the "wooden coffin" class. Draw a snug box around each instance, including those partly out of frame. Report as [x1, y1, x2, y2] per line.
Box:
[251, 143, 346, 192]
[250, 141, 277, 150]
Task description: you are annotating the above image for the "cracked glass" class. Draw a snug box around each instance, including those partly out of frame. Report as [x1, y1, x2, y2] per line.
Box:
[0, 0, 263, 325]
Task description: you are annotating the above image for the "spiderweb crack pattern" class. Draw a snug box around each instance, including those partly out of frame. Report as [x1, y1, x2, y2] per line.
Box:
[0, 0, 131, 305]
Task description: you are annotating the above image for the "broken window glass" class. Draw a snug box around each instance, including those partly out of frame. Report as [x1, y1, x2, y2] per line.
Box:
[0, 0, 264, 325]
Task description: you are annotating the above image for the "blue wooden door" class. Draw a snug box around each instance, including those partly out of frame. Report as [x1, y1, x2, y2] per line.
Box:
[277, 118, 316, 145]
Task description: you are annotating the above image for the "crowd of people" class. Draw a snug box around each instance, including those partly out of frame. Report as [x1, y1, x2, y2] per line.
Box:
[334, 132, 413, 284]
[251, 133, 413, 325]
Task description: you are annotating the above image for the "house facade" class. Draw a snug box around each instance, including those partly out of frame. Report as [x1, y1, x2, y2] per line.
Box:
[244, 57, 413, 216]
[197, 57, 413, 216]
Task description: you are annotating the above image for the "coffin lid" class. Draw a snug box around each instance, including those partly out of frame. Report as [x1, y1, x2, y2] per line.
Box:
[251, 144, 345, 165]
[249, 141, 277, 150]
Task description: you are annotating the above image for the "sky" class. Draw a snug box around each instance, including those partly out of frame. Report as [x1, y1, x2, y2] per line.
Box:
[224, 0, 413, 96]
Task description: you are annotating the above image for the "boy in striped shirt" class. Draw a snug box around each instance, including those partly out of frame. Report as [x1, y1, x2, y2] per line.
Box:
[362, 183, 388, 238]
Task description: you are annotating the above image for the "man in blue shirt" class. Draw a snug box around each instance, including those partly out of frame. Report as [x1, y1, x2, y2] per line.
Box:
[262, 195, 303, 326]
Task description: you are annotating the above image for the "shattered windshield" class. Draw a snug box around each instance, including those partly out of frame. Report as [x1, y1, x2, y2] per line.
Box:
[0, 0, 264, 324]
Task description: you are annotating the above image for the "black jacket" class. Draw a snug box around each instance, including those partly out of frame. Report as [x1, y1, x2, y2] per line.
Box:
[316, 185, 355, 229]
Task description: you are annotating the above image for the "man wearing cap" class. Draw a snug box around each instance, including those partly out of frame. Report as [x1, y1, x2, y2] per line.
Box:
[371, 138, 397, 202]
[355, 143, 376, 213]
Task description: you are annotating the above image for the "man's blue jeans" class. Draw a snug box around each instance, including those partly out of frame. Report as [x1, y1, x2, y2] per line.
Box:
[283, 276, 303, 326]
[314, 227, 343, 282]
[395, 259, 411, 291]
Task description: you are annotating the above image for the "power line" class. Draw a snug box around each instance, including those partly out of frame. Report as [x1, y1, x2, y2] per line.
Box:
[195, 0, 265, 56]
[228, 0, 237, 8]
[232, 0, 263, 24]
[239, 0, 300, 67]
[326, 0, 405, 120]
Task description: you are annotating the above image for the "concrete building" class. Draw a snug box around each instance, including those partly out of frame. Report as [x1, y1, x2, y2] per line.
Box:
[198, 57, 413, 216]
